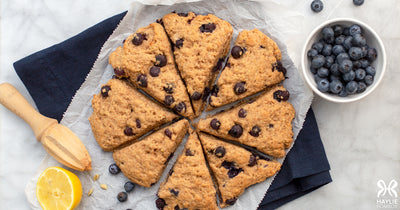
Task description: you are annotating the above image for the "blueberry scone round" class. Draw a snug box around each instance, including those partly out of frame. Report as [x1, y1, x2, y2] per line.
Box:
[109, 22, 194, 118]
[209, 29, 286, 108]
[88, 11, 295, 210]
[198, 133, 281, 208]
[89, 78, 179, 151]
[156, 128, 218, 210]
[162, 12, 233, 116]
[197, 85, 295, 158]
[113, 119, 189, 187]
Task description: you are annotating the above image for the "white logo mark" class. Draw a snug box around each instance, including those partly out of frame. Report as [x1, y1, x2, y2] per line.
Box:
[377, 180, 398, 198]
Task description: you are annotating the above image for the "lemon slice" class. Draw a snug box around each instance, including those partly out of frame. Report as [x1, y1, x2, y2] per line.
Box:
[36, 167, 82, 210]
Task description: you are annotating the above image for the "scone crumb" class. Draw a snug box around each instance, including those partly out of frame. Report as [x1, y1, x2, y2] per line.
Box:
[93, 174, 99, 181]
[87, 188, 94, 196]
[100, 184, 108, 190]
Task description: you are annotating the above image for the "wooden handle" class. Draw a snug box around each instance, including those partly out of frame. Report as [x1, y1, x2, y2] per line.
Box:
[0, 83, 57, 141]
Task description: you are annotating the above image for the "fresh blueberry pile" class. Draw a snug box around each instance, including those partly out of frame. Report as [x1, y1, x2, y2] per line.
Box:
[307, 24, 377, 97]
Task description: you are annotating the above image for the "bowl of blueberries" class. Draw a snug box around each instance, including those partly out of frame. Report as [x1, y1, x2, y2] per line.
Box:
[302, 18, 386, 103]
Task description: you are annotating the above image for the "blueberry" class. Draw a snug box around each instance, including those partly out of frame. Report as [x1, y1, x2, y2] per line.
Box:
[366, 48, 377, 62]
[310, 67, 318, 74]
[307, 49, 318, 58]
[124, 181, 135, 192]
[329, 80, 343, 94]
[353, 0, 364, 6]
[317, 67, 330, 78]
[312, 41, 324, 53]
[349, 24, 362, 36]
[346, 81, 358, 94]
[365, 66, 376, 76]
[330, 63, 340, 76]
[311, 55, 325, 69]
[330, 74, 341, 82]
[365, 75, 374, 86]
[338, 89, 348, 97]
[317, 78, 329, 93]
[360, 59, 370, 68]
[357, 82, 367, 93]
[314, 74, 324, 83]
[352, 34, 366, 47]
[343, 36, 353, 50]
[322, 44, 332, 56]
[311, 0, 324, 12]
[117, 192, 128, 202]
[349, 47, 363, 60]
[361, 45, 368, 57]
[339, 59, 353, 74]
[332, 45, 345, 55]
[355, 68, 366, 81]
[322, 27, 335, 43]
[324, 55, 335, 68]
[336, 53, 350, 64]
[109, 163, 121, 175]
[343, 27, 350, 36]
[335, 35, 346, 45]
[353, 60, 362, 69]
[343, 70, 355, 82]
[333, 25, 343, 37]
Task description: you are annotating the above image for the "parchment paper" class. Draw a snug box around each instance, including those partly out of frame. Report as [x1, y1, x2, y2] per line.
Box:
[25, 0, 313, 209]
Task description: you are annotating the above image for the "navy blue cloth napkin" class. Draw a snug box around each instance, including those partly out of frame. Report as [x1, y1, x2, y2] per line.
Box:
[13, 11, 331, 209]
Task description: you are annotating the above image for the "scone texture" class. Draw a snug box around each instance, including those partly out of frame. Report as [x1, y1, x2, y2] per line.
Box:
[109, 22, 194, 118]
[198, 133, 281, 208]
[198, 85, 295, 158]
[113, 119, 189, 187]
[210, 29, 286, 108]
[157, 128, 218, 210]
[162, 12, 233, 116]
[89, 78, 178, 151]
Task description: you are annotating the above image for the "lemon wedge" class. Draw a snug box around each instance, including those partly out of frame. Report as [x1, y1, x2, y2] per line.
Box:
[36, 166, 82, 210]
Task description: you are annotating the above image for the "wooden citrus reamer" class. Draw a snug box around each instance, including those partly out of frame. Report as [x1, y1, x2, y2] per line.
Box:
[0, 83, 92, 171]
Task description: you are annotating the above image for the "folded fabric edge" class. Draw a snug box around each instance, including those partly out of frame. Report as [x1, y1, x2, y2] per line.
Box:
[258, 171, 332, 210]
[13, 11, 127, 122]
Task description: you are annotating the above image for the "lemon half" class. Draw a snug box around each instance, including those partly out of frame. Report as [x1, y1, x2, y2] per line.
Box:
[36, 167, 82, 210]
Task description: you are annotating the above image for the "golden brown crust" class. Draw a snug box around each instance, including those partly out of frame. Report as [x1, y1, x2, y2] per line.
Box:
[109, 23, 194, 118]
[198, 133, 281, 208]
[157, 128, 218, 210]
[210, 29, 285, 108]
[89, 79, 178, 151]
[113, 120, 189, 187]
[198, 85, 295, 158]
[162, 12, 233, 116]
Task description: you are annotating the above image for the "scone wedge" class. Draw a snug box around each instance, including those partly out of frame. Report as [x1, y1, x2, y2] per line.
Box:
[109, 22, 194, 118]
[113, 119, 189, 187]
[210, 29, 286, 108]
[162, 12, 233, 116]
[89, 78, 179, 151]
[156, 128, 218, 210]
[197, 85, 295, 158]
[198, 133, 281, 208]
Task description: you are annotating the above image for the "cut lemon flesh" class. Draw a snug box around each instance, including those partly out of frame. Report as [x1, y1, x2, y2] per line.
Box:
[36, 167, 82, 210]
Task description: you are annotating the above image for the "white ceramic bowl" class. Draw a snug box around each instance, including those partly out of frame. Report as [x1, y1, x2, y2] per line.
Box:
[301, 18, 386, 103]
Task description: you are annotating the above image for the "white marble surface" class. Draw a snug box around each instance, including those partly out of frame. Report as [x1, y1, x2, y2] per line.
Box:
[0, 0, 399, 209]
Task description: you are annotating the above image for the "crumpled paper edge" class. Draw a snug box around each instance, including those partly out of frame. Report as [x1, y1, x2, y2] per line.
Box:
[25, 1, 313, 209]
